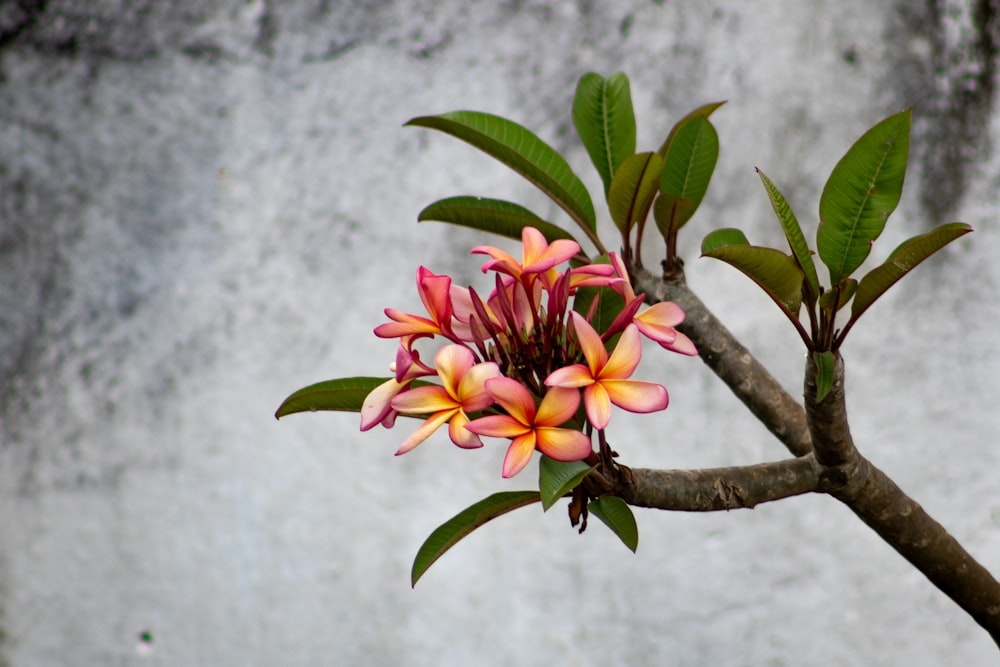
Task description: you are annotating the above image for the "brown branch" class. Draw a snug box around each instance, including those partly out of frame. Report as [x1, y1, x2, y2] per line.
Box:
[622, 268, 1000, 645]
[632, 266, 813, 457]
[612, 455, 821, 511]
[805, 353, 1000, 646]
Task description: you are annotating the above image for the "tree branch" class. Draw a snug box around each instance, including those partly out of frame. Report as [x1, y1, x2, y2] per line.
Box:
[632, 267, 813, 456]
[612, 455, 821, 511]
[804, 353, 1000, 645]
[625, 268, 1000, 644]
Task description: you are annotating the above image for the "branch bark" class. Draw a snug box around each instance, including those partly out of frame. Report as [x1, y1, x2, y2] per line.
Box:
[614, 455, 821, 511]
[623, 267, 1000, 646]
[805, 353, 1000, 646]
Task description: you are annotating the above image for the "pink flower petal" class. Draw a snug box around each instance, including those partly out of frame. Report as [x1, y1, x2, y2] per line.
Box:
[394, 344, 434, 382]
[472, 244, 522, 278]
[535, 386, 581, 427]
[662, 330, 697, 356]
[433, 344, 475, 399]
[583, 383, 612, 430]
[520, 226, 549, 266]
[360, 378, 407, 431]
[483, 377, 536, 426]
[416, 267, 454, 328]
[602, 379, 669, 414]
[632, 319, 677, 346]
[544, 364, 595, 389]
[601, 324, 643, 380]
[608, 252, 637, 300]
[457, 361, 501, 411]
[448, 411, 484, 449]
[569, 311, 608, 375]
[395, 409, 457, 455]
[374, 309, 441, 339]
[465, 414, 529, 439]
[391, 385, 457, 413]
[501, 433, 537, 478]
[637, 301, 685, 328]
[535, 427, 593, 462]
[524, 239, 580, 274]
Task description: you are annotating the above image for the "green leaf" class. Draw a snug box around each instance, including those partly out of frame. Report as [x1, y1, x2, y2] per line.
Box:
[847, 222, 973, 327]
[573, 72, 637, 195]
[817, 110, 911, 284]
[653, 193, 698, 241]
[406, 111, 597, 234]
[417, 196, 580, 247]
[275, 377, 386, 419]
[588, 496, 638, 552]
[608, 152, 662, 233]
[819, 279, 857, 312]
[538, 456, 594, 511]
[656, 100, 727, 158]
[812, 350, 836, 402]
[702, 240, 804, 319]
[411, 491, 541, 586]
[757, 168, 821, 306]
[700, 227, 749, 254]
[658, 117, 719, 232]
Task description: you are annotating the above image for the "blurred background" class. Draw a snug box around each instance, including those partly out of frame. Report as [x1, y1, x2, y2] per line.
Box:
[1, 1, 998, 664]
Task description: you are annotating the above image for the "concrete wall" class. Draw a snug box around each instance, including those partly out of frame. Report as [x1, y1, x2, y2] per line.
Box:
[1, 1, 998, 664]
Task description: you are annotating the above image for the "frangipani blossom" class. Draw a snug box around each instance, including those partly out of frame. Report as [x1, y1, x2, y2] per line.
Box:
[633, 302, 697, 355]
[606, 252, 697, 356]
[545, 311, 668, 429]
[390, 344, 500, 454]
[472, 226, 580, 288]
[466, 377, 592, 478]
[360, 345, 436, 430]
[375, 267, 456, 341]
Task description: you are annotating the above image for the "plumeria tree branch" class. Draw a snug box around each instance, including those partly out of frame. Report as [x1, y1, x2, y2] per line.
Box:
[627, 264, 1000, 644]
[803, 355, 1000, 646]
[612, 455, 821, 511]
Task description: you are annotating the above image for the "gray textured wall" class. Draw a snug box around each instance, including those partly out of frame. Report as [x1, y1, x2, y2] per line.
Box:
[1, 1, 999, 664]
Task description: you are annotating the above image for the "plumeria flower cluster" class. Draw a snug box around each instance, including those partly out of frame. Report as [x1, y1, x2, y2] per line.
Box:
[360, 227, 696, 478]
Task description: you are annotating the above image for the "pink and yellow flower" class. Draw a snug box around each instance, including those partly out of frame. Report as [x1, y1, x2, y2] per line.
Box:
[472, 226, 580, 290]
[466, 377, 592, 478]
[606, 253, 696, 356]
[360, 345, 436, 431]
[545, 311, 668, 429]
[389, 344, 500, 454]
[375, 267, 457, 343]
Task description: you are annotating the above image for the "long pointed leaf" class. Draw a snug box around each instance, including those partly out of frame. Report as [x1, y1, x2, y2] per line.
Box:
[701, 233, 804, 320]
[538, 456, 594, 511]
[819, 278, 857, 312]
[659, 116, 719, 232]
[845, 222, 972, 330]
[812, 350, 836, 402]
[656, 100, 726, 158]
[608, 152, 662, 233]
[406, 111, 597, 235]
[817, 110, 911, 284]
[573, 72, 637, 195]
[418, 196, 580, 247]
[588, 496, 638, 552]
[411, 491, 541, 586]
[699, 227, 748, 254]
[276, 377, 389, 418]
[757, 168, 821, 306]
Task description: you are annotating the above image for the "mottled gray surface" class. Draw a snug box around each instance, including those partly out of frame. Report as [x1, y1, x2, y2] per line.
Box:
[1, 1, 998, 664]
